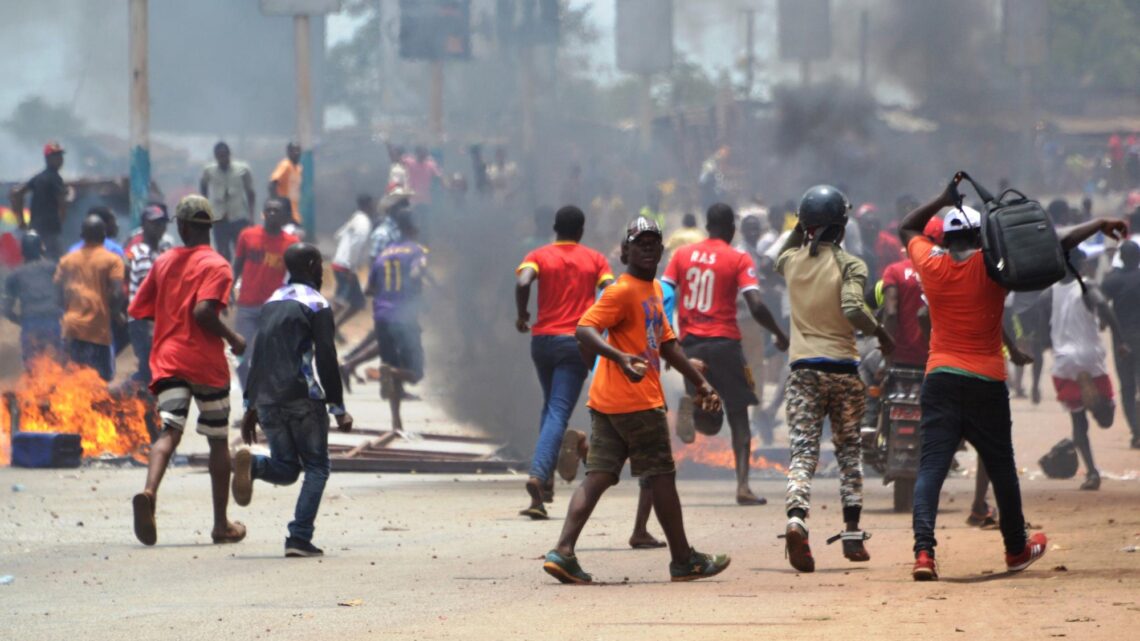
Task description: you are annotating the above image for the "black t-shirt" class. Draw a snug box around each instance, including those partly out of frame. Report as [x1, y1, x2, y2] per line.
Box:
[1102, 267, 1140, 338]
[27, 168, 65, 234]
[4, 260, 62, 319]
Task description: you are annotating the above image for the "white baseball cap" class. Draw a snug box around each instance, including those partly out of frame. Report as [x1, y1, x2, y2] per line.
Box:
[943, 206, 981, 232]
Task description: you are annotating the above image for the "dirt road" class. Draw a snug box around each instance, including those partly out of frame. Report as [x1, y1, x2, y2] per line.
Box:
[3, 390, 1139, 641]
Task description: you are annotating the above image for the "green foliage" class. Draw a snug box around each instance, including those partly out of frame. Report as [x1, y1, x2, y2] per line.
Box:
[1047, 0, 1140, 89]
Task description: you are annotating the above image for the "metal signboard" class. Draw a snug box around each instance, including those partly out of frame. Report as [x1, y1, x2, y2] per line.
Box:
[259, 0, 343, 15]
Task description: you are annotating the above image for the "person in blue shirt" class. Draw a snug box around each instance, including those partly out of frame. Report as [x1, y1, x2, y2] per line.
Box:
[68, 207, 125, 256]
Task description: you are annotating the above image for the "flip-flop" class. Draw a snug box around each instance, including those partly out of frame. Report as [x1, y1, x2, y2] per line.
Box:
[231, 447, 253, 507]
[557, 430, 585, 482]
[519, 504, 548, 520]
[629, 538, 668, 549]
[211, 521, 248, 544]
[132, 492, 157, 546]
[675, 396, 696, 444]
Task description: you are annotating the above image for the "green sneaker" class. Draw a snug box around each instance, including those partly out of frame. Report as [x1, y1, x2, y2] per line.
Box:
[543, 550, 593, 584]
[669, 548, 731, 582]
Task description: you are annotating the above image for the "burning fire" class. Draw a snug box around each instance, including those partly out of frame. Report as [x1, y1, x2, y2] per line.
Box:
[673, 436, 788, 473]
[2, 357, 152, 464]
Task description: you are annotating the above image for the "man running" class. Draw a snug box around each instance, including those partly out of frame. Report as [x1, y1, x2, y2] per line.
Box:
[233, 243, 354, 557]
[542, 217, 730, 585]
[331, 194, 375, 342]
[367, 210, 427, 433]
[900, 174, 1126, 580]
[776, 186, 893, 573]
[515, 206, 613, 519]
[1102, 240, 1140, 449]
[662, 203, 789, 506]
[129, 195, 247, 546]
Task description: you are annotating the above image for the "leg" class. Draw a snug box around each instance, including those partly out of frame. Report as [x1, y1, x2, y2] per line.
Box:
[1118, 346, 1140, 442]
[191, 384, 241, 538]
[528, 337, 588, 489]
[647, 472, 693, 565]
[828, 373, 866, 529]
[524, 336, 557, 510]
[128, 319, 154, 384]
[135, 380, 193, 544]
[971, 458, 991, 516]
[1070, 410, 1100, 488]
[629, 478, 665, 548]
[912, 374, 968, 556]
[961, 380, 1026, 556]
[252, 407, 304, 486]
[554, 472, 616, 557]
[727, 406, 764, 504]
[784, 370, 826, 518]
[207, 437, 234, 531]
[287, 401, 332, 542]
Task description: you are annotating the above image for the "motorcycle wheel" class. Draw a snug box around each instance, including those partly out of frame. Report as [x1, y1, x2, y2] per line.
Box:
[893, 478, 916, 513]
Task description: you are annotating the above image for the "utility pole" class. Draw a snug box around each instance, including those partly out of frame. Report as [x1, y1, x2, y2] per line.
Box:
[294, 14, 316, 239]
[128, 0, 149, 229]
[430, 61, 444, 144]
[743, 8, 755, 99]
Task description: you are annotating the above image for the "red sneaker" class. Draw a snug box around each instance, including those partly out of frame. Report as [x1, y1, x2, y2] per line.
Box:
[912, 550, 937, 581]
[1005, 532, 1048, 572]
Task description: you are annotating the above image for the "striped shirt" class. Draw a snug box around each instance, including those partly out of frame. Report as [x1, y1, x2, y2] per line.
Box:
[126, 239, 171, 304]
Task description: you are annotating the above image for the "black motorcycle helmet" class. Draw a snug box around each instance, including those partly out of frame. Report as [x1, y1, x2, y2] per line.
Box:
[798, 185, 851, 256]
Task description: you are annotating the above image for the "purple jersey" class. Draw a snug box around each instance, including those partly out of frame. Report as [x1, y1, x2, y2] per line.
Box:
[369, 241, 428, 322]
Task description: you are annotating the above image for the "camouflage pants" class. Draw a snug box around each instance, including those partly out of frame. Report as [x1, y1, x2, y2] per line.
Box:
[785, 368, 866, 515]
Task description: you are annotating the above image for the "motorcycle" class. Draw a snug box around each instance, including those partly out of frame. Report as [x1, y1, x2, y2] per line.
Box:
[861, 366, 924, 512]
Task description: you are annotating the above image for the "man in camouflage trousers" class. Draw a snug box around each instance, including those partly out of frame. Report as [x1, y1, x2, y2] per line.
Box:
[775, 186, 894, 573]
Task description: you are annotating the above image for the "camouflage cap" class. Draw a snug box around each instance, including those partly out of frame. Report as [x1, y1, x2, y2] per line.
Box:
[624, 215, 663, 244]
[175, 194, 218, 224]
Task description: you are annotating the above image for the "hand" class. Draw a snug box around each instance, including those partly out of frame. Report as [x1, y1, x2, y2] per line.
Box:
[229, 333, 247, 357]
[335, 412, 354, 433]
[240, 408, 259, 445]
[941, 172, 965, 208]
[515, 312, 530, 333]
[1098, 218, 1129, 242]
[693, 383, 722, 413]
[774, 331, 790, 353]
[618, 353, 649, 383]
[1008, 347, 1034, 367]
[688, 358, 708, 375]
[876, 328, 895, 358]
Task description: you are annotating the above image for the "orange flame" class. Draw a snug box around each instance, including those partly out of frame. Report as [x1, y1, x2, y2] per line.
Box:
[3, 357, 151, 464]
[0, 394, 9, 466]
[673, 436, 788, 473]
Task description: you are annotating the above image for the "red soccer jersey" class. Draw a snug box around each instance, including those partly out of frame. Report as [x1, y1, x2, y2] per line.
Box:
[882, 258, 929, 367]
[234, 226, 299, 306]
[661, 238, 760, 340]
[128, 245, 234, 390]
[517, 241, 614, 336]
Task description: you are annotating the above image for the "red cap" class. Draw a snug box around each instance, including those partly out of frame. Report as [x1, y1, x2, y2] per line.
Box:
[924, 214, 944, 246]
[43, 141, 64, 156]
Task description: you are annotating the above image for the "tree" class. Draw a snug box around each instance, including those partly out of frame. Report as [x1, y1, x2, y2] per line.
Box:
[1046, 0, 1140, 90]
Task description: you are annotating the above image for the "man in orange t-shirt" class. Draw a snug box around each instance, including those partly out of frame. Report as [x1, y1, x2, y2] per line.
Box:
[54, 214, 125, 381]
[515, 206, 613, 519]
[233, 197, 299, 391]
[541, 217, 731, 585]
[900, 175, 1126, 581]
[269, 142, 302, 224]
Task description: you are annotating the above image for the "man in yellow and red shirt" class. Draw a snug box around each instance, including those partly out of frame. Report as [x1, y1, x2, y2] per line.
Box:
[662, 203, 788, 505]
[541, 217, 730, 585]
[515, 206, 613, 518]
[900, 175, 1126, 581]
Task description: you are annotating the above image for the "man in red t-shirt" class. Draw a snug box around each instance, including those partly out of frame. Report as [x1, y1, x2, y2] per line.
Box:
[881, 256, 928, 369]
[662, 203, 789, 505]
[515, 206, 614, 519]
[128, 195, 248, 547]
[232, 197, 298, 390]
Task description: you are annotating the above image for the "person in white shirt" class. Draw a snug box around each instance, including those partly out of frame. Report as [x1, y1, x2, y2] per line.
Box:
[331, 194, 375, 340]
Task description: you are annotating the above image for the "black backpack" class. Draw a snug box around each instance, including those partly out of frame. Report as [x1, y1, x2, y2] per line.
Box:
[958, 173, 1068, 292]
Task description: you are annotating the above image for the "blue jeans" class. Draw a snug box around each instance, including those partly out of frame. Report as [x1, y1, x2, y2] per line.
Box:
[20, 315, 61, 367]
[235, 305, 262, 391]
[251, 399, 331, 542]
[913, 373, 1026, 556]
[128, 319, 154, 384]
[67, 338, 113, 382]
[528, 335, 589, 482]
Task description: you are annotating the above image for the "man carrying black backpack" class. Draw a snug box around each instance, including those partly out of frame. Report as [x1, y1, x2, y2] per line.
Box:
[898, 174, 1127, 581]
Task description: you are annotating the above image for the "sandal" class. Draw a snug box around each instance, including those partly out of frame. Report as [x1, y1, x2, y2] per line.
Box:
[629, 535, 668, 549]
[211, 521, 248, 544]
[519, 504, 548, 520]
[132, 492, 157, 546]
[827, 530, 872, 562]
[966, 507, 999, 529]
[557, 430, 585, 482]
